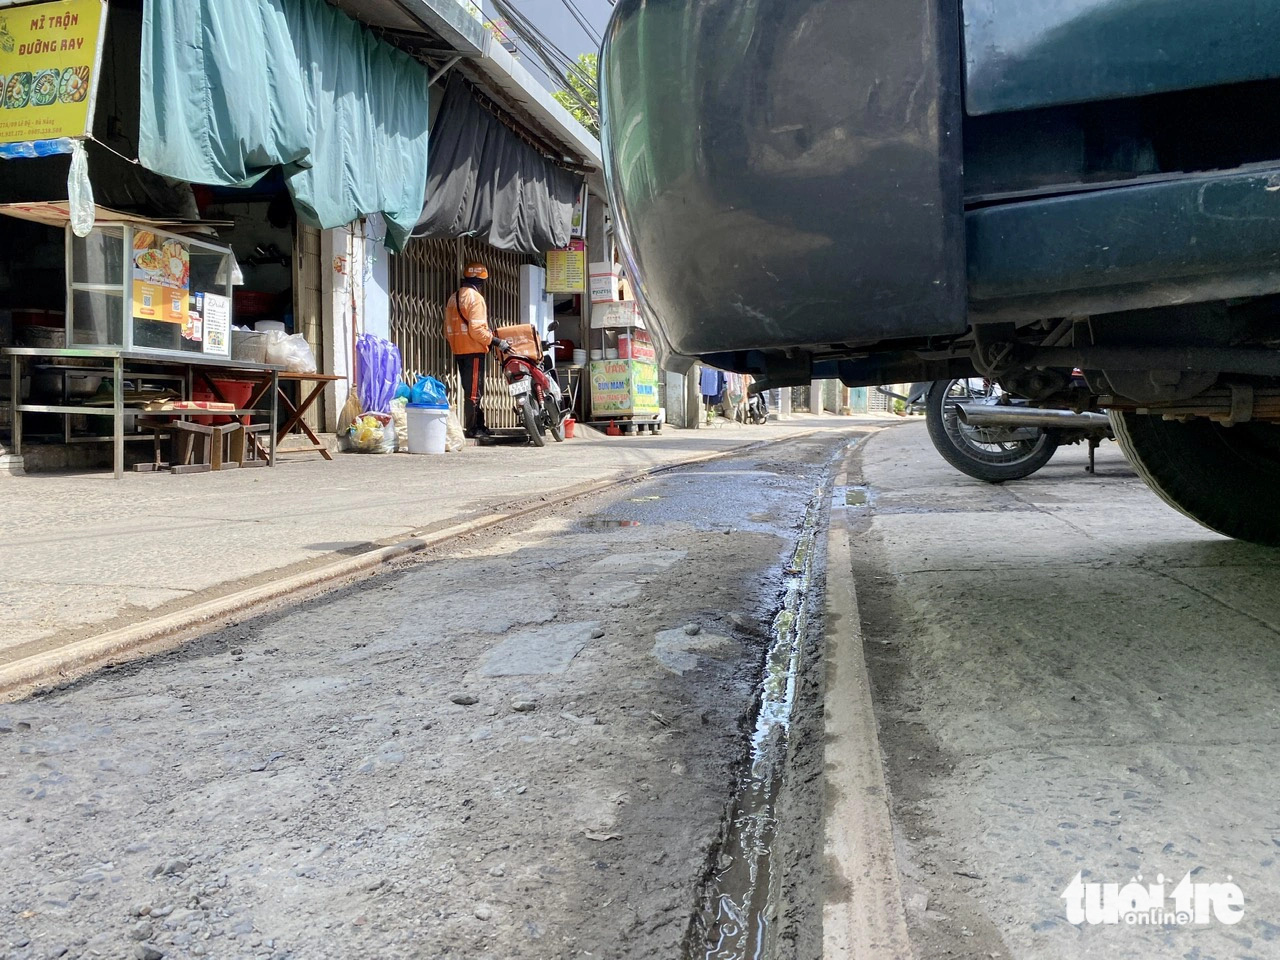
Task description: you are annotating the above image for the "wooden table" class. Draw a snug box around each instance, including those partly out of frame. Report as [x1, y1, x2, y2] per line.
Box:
[275, 372, 346, 460]
[4, 347, 281, 479]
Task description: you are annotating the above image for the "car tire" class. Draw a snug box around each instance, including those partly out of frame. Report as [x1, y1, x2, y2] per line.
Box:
[924, 380, 1058, 483]
[1110, 411, 1280, 545]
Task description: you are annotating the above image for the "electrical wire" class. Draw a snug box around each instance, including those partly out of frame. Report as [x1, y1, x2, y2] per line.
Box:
[489, 0, 599, 123]
[557, 0, 601, 46]
[499, 0, 592, 88]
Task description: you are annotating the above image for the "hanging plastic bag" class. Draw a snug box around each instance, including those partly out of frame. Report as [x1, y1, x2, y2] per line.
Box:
[68, 139, 96, 238]
[409, 375, 448, 407]
[355, 335, 402, 414]
[393, 381, 412, 401]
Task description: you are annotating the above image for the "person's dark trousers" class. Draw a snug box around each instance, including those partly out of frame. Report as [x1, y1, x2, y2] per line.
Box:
[455, 353, 488, 436]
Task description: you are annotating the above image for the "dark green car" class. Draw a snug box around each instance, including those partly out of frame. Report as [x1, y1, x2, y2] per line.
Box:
[601, 0, 1280, 544]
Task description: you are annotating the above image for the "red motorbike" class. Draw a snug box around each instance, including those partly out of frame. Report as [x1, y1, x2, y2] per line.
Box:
[496, 324, 565, 446]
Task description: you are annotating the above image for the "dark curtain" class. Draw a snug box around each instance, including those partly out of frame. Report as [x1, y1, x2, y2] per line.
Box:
[415, 74, 582, 255]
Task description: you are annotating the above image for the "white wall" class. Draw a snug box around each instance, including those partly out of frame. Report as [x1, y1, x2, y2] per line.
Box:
[321, 216, 395, 431]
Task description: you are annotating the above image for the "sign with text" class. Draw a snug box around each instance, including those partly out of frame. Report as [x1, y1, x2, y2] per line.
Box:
[131, 230, 190, 327]
[201, 293, 230, 357]
[0, 0, 107, 145]
[590, 358, 659, 417]
[546, 239, 586, 293]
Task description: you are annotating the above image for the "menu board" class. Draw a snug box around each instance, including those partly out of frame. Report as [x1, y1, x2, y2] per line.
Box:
[546, 239, 586, 293]
[131, 230, 190, 326]
[201, 293, 230, 357]
[0, 0, 107, 145]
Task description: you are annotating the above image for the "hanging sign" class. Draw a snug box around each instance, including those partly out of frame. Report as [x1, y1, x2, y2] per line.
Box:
[570, 184, 588, 239]
[0, 0, 107, 147]
[546, 239, 586, 293]
[131, 230, 190, 327]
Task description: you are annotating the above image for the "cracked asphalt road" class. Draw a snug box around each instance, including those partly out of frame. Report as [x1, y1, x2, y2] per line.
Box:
[0, 431, 855, 960]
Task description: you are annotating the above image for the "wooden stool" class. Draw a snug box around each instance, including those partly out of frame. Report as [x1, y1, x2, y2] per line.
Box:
[169, 421, 215, 474]
[134, 418, 173, 473]
[209, 422, 242, 471]
[231, 422, 271, 468]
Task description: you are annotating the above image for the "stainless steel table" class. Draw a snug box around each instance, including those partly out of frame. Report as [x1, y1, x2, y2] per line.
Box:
[4, 347, 282, 479]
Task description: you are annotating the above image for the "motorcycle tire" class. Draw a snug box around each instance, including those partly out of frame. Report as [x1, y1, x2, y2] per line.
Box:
[544, 396, 565, 442]
[520, 397, 545, 447]
[1110, 410, 1280, 546]
[925, 379, 1057, 483]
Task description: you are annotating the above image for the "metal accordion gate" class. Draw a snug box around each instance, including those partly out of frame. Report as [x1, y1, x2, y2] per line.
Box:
[389, 237, 535, 431]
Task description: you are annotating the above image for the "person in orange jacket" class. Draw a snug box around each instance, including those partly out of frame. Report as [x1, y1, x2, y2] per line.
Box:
[445, 261, 510, 439]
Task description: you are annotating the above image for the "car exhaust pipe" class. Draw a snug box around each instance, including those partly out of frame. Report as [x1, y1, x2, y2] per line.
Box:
[954, 405, 1111, 430]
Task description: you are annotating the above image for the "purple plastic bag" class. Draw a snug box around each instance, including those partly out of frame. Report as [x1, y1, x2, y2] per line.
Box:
[355, 335, 403, 414]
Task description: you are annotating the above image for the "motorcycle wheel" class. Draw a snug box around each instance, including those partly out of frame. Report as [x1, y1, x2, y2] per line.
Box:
[543, 395, 565, 442]
[520, 397, 545, 447]
[1110, 411, 1280, 545]
[925, 379, 1057, 483]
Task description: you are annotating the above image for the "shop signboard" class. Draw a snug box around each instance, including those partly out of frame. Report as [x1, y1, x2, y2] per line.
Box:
[590, 358, 660, 417]
[131, 229, 190, 327]
[546, 239, 586, 293]
[0, 0, 108, 147]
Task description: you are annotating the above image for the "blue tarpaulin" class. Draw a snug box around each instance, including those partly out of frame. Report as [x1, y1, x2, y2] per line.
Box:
[139, 0, 429, 251]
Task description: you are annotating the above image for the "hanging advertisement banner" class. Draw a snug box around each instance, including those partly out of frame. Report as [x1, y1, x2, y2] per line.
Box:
[546, 239, 586, 293]
[570, 183, 588, 238]
[131, 230, 190, 327]
[0, 0, 108, 147]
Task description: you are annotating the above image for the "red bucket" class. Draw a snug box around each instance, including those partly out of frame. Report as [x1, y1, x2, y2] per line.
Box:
[193, 379, 254, 424]
[563, 416, 576, 439]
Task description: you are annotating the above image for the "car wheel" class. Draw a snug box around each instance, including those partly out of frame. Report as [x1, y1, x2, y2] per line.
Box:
[925, 379, 1058, 483]
[1110, 411, 1280, 545]
[520, 398, 545, 447]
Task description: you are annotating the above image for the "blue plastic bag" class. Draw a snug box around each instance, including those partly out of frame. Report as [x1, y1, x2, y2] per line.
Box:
[410, 375, 448, 407]
[393, 381, 411, 401]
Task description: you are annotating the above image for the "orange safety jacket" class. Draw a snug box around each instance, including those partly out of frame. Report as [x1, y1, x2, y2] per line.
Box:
[445, 286, 493, 355]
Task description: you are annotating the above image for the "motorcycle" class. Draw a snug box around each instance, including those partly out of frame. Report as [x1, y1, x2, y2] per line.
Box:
[497, 325, 567, 447]
[892, 377, 1112, 482]
[746, 390, 769, 424]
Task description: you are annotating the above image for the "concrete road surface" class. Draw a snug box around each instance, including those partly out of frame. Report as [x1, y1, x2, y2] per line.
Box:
[850, 421, 1280, 960]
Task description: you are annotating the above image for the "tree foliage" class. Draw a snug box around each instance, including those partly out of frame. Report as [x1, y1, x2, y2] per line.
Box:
[553, 53, 600, 138]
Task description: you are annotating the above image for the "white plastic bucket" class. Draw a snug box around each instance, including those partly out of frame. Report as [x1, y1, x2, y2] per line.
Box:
[406, 403, 449, 454]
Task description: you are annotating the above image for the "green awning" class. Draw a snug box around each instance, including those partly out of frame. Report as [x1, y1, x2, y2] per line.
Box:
[139, 0, 429, 251]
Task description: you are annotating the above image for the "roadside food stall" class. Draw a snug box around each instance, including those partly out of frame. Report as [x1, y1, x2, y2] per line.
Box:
[0, 0, 337, 476]
[587, 300, 661, 434]
[4, 213, 283, 476]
